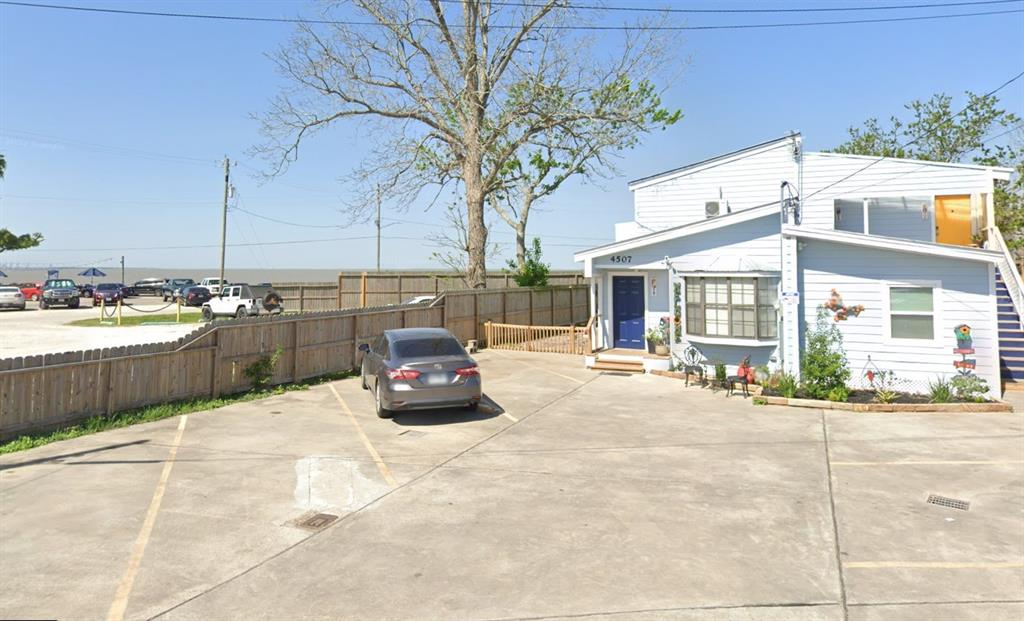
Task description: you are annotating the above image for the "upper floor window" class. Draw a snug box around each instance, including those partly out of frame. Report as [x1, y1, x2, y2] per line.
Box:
[834, 196, 933, 242]
[685, 276, 778, 340]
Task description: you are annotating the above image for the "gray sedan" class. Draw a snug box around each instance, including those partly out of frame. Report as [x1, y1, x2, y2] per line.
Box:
[0, 286, 26, 310]
[359, 328, 481, 418]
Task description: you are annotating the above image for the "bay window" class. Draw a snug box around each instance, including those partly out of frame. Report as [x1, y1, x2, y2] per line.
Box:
[684, 276, 778, 340]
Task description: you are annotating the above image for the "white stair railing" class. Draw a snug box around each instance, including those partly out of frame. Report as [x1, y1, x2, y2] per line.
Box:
[986, 226, 1024, 331]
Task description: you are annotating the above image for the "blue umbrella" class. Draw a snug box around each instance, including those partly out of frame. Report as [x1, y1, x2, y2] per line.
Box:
[0, 269, 7, 278]
[79, 267, 106, 284]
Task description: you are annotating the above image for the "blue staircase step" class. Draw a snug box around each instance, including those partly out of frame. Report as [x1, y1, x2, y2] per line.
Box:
[1001, 368, 1024, 381]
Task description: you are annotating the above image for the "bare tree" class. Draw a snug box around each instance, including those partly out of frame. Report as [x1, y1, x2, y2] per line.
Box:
[257, 0, 573, 288]
[427, 197, 502, 286]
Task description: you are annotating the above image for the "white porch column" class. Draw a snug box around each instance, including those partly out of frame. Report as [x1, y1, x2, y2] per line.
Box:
[780, 233, 801, 377]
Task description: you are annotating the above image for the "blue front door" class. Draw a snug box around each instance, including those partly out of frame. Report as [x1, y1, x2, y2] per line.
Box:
[612, 276, 645, 349]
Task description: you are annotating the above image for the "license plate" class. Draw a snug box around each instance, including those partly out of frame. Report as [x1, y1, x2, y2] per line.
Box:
[423, 373, 450, 386]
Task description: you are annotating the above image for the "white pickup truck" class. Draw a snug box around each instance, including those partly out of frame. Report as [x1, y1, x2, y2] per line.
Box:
[198, 276, 226, 295]
[201, 283, 284, 320]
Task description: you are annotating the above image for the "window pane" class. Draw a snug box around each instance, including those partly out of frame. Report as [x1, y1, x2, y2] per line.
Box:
[706, 281, 728, 305]
[891, 315, 933, 339]
[757, 279, 778, 306]
[686, 304, 703, 335]
[705, 308, 728, 335]
[758, 306, 777, 338]
[730, 307, 755, 337]
[890, 287, 933, 312]
[730, 280, 754, 305]
[686, 281, 701, 304]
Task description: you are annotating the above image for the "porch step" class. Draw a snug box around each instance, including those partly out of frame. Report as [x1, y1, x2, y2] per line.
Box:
[590, 360, 644, 374]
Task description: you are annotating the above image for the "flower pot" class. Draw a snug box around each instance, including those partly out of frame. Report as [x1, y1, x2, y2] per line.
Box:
[654, 344, 669, 356]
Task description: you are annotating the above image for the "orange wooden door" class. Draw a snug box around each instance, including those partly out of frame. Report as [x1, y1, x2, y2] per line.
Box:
[935, 194, 972, 246]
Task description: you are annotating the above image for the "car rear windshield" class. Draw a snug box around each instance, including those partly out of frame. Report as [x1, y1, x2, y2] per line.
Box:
[97, 284, 119, 291]
[0, 287, 18, 293]
[392, 337, 464, 358]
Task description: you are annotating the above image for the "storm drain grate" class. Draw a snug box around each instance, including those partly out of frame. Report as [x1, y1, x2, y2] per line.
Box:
[927, 494, 970, 511]
[295, 512, 339, 531]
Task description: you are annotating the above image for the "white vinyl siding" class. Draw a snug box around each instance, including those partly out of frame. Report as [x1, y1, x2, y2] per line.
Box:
[802, 153, 994, 231]
[798, 240, 998, 397]
[632, 140, 795, 230]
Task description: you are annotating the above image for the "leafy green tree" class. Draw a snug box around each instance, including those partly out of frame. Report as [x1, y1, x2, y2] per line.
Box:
[506, 237, 550, 287]
[0, 154, 45, 252]
[829, 91, 1023, 246]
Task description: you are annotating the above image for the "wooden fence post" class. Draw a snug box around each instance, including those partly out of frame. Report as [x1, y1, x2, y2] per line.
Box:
[473, 293, 480, 343]
[298, 285, 305, 313]
[337, 273, 343, 309]
[102, 358, 114, 415]
[485, 321, 491, 349]
[360, 272, 367, 308]
[211, 330, 221, 398]
[529, 290, 535, 325]
[397, 274, 403, 305]
[550, 288, 555, 326]
[291, 320, 300, 382]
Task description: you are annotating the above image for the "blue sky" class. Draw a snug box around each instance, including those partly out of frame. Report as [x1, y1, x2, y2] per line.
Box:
[1, 0, 1022, 271]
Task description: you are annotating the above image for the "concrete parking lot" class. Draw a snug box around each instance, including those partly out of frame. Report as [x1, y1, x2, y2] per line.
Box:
[1, 349, 1021, 621]
[0, 299, 202, 357]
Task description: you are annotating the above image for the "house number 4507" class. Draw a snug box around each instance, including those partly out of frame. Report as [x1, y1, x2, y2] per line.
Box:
[610, 255, 632, 263]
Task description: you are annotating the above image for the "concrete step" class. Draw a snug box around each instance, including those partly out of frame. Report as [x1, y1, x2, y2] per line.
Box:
[590, 360, 644, 374]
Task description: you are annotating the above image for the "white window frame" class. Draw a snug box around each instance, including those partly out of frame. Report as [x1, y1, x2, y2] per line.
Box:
[682, 275, 779, 343]
[881, 279, 942, 345]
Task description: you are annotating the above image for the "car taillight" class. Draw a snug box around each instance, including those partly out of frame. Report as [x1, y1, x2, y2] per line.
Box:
[455, 366, 479, 377]
[386, 368, 421, 380]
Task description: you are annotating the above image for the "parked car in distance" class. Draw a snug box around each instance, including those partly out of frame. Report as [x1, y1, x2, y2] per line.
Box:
[19, 282, 42, 301]
[133, 278, 166, 295]
[162, 278, 196, 301]
[199, 277, 226, 295]
[92, 282, 124, 305]
[200, 283, 283, 320]
[0, 286, 26, 310]
[77, 283, 95, 298]
[181, 285, 212, 307]
[401, 295, 435, 305]
[39, 279, 81, 309]
[358, 328, 481, 419]
[120, 283, 137, 297]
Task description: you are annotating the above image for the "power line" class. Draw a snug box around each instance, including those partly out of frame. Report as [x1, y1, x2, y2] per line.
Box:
[0, 128, 217, 166]
[1, 1, 1020, 31]
[438, 0, 1022, 14]
[232, 205, 346, 229]
[803, 69, 1024, 202]
[18, 234, 428, 253]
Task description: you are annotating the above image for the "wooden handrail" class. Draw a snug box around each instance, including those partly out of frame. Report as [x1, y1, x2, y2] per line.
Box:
[987, 226, 1024, 330]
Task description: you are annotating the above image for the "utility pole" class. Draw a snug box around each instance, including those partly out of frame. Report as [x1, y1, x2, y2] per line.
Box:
[120, 256, 125, 284]
[375, 184, 382, 272]
[219, 156, 230, 289]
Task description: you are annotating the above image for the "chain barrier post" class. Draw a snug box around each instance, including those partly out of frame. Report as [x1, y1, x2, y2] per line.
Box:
[176, 296, 181, 323]
[117, 299, 122, 326]
[100, 298, 105, 324]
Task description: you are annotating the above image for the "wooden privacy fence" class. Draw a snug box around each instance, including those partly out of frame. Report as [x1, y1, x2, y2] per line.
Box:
[0, 285, 589, 441]
[485, 319, 594, 355]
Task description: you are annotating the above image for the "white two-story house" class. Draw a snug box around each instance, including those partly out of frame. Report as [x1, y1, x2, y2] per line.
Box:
[574, 134, 1020, 398]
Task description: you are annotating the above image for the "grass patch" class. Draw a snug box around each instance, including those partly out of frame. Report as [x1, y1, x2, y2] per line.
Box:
[0, 370, 355, 454]
[67, 312, 205, 327]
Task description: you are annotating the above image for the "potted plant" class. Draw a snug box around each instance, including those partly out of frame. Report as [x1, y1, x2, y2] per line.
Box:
[645, 328, 665, 354]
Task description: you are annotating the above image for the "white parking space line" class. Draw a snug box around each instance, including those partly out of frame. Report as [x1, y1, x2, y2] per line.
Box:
[106, 415, 188, 621]
[845, 561, 1024, 569]
[329, 384, 398, 488]
[832, 460, 1024, 466]
[501, 412, 519, 423]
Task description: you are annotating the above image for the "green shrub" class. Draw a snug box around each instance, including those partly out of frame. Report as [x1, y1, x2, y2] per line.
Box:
[506, 237, 550, 287]
[802, 307, 851, 400]
[871, 370, 900, 404]
[645, 328, 664, 345]
[827, 386, 850, 402]
[776, 372, 799, 398]
[950, 375, 989, 402]
[243, 346, 284, 390]
[928, 377, 954, 403]
[714, 361, 727, 384]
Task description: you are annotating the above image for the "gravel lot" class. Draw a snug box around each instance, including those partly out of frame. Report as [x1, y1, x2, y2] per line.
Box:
[0, 299, 203, 358]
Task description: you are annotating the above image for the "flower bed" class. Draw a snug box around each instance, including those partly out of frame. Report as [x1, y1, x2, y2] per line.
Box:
[754, 394, 1012, 413]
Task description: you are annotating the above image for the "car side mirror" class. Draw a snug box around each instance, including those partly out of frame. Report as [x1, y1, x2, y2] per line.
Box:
[358, 343, 370, 353]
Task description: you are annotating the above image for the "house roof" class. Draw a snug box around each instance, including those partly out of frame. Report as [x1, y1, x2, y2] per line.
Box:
[782, 226, 1003, 264]
[573, 201, 779, 262]
[627, 134, 798, 190]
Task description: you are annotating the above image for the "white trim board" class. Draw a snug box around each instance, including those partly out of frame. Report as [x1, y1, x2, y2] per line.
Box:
[783, 226, 1002, 264]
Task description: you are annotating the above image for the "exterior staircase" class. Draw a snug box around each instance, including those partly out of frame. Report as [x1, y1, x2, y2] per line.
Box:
[996, 268, 1024, 390]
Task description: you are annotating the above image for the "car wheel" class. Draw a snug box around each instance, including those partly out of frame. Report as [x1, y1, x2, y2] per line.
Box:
[201, 306, 213, 321]
[68, 298, 80, 309]
[39, 300, 48, 310]
[374, 382, 393, 419]
[235, 306, 246, 319]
